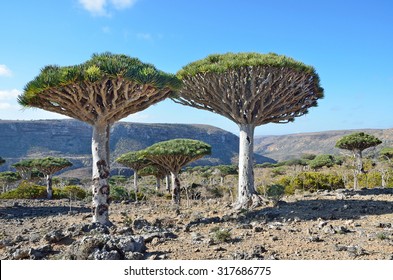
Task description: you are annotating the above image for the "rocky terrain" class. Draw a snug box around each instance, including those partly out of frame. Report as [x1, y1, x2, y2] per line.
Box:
[255, 128, 393, 161]
[1, 188, 393, 260]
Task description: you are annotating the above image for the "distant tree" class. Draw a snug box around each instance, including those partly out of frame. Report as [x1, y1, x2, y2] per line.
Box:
[108, 175, 127, 186]
[116, 151, 151, 199]
[0, 157, 5, 166]
[32, 157, 72, 199]
[141, 139, 211, 204]
[0, 171, 21, 193]
[378, 147, 393, 188]
[380, 147, 393, 162]
[139, 164, 168, 190]
[18, 53, 180, 225]
[12, 159, 35, 180]
[309, 154, 341, 170]
[174, 52, 323, 208]
[212, 165, 238, 185]
[335, 132, 382, 189]
[301, 154, 317, 161]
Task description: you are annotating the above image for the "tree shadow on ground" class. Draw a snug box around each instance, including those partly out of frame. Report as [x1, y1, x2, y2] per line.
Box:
[0, 205, 90, 220]
[247, 197, 393, 222]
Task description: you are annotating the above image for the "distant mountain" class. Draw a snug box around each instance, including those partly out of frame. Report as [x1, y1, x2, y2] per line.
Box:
[0, 119, 275, 178]
[254, 128, 393, 161]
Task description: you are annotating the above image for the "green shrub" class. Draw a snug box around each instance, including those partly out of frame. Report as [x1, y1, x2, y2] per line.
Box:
[276, 172, 344, 193]
[265, 184, 285, 206]
[210, 227, 232, 243]
[110, 186, 129, 201]
[129, 190, 147, 201]
[0, 181, 47, 199]
[61, 185, 87, 200]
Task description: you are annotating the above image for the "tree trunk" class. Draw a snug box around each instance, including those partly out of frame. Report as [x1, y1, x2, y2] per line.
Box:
[165, 175, 171, 193]
[155, 177, 161, 191]
[91, 122, 111, 225]
[171, 172, 181, 205]
[353, 150, 363, 190]
[381, 170, 387, 188]
[133, 170, 138, 202]
[237, 123, 257, 208]
[46, 174, 53, 199]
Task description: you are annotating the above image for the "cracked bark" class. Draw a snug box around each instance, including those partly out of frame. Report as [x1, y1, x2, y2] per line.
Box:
[91, 122, 111, 225]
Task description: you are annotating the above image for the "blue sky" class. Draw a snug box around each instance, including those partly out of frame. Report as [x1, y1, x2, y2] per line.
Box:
[0, 0, 392, 136]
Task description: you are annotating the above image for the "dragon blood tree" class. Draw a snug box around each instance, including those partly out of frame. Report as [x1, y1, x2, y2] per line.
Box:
[141, 139, 211, 204]
[116, 151, 151, 198]
[18, 53, 180, 225]
[12, 159, 35, 180]
[174, 52, 324, 209]
[139, 164, 169, 190]
[32, 157, 72, 199]
[336, 132, 382, 190]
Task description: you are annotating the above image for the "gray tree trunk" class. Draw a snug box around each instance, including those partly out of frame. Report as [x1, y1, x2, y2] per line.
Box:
[165, 175, 171, 193]
[156, 177, 161, 190]
[46, 174, 53, 199]
[237, 123, 257, 207]
[91, 122, 111, 225]
[171, 172, 181, 205]
[353, 150, 363, 190]
[133, 170, 138, 202]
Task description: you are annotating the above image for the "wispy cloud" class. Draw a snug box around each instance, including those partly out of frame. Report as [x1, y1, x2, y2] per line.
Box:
[0, 65, 12, 77]
[0, 89, 20, 100]
[111, 0, 137, 10]
[136, 33, 153, 41]
[78, 0, 137, 16]
[0, 89, 21, 111]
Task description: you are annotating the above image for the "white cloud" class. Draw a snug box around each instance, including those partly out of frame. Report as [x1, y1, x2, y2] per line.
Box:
[0, 103, 12, 110]
[78, 0, 137, 16]
[0, 65, 12, 77]
[111, 0, 137, 10]
[79, 0, 107, 16]
[0, 89, 21, 100]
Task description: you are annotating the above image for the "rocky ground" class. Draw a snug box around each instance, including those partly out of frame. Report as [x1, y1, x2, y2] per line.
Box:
[1, 188, 393, 260]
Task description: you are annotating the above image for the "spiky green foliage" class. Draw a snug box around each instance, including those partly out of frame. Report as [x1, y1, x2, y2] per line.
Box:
[309, 154, 342, 169]
[0, 171, 21, 183]
[19, 52, 180, 106]
[141, 139, 211, 173]
[175, 52, 323, 125]
[18, 52, 181, 125]
[12, 159, 34, 169]
[116, 151, 151, 170]
[380, 147, 393, 160]
[213, 165, 238, 176]
[32, 157, 72, 175]
[139, 164, 168, 178]
[178, 52, 320, 80]
[335, 132, 382, 151]
[143, 139, 211, 158]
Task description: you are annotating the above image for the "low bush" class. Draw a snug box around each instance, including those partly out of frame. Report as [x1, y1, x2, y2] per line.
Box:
[276, 172, 344, 193]
[265, 184, 285, 206]
[61, 185, 87, 200]
[0, 181, 47, 199]
[110, 186, 129, 202]
[210, 227, 232, 243]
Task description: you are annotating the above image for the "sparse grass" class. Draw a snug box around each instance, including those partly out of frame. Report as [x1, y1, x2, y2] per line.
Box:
[209, 226, 232, 243]
[376, 232, 389, 241]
